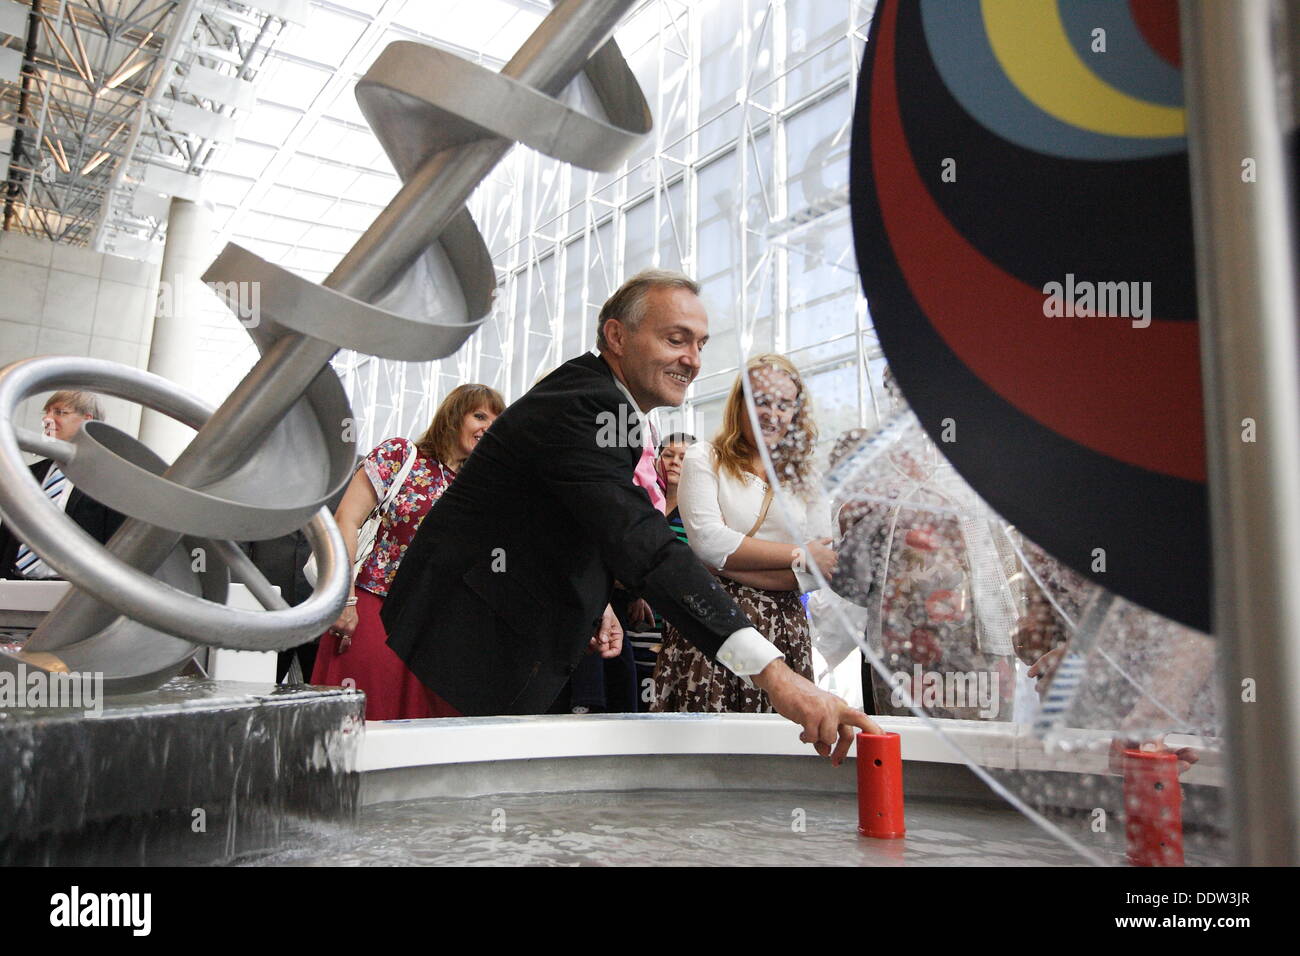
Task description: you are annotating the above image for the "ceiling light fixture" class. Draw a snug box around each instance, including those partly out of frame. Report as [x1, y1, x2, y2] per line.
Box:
[38, 14, 94, 90]
[43, 135, 70, 173]
[65, 15, 97, 89]
[105, 59, 149, 90]
[80, 151, 112, 176]
[105, 29, 157, 91]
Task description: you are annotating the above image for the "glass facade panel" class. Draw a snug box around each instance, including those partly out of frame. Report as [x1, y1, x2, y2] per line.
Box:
[784, 87, 852, 216]
[562, 237, 588, 360]
[334, 0, 884, 464]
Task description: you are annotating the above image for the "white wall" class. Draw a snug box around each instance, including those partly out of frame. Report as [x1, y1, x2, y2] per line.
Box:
[0, 231, 160, 443]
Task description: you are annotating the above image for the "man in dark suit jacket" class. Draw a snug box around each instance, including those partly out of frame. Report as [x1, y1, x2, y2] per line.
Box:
[0, 391, 125, 579]
[383, 270, 878, 763]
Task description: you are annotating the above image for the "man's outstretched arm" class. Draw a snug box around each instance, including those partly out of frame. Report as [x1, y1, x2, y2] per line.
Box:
[527, 388, 882, 760]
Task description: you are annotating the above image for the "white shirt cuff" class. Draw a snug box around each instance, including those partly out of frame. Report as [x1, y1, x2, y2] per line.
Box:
[716, 627, 784, 687]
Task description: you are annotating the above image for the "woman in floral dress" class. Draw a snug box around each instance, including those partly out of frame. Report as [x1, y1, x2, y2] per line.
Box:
[311, 384, 505, 719]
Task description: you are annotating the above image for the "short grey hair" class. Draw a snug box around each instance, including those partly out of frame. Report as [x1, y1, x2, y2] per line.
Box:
[595, 269, 700, 353]
[44, 390, 104, 421]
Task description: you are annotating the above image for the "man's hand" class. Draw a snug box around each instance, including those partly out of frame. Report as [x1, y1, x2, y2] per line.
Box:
[627, 598, 654, 627]
[1028, 644, 1069, 699]
[587, 604, 624, 659]
[752, 659, 881, 765]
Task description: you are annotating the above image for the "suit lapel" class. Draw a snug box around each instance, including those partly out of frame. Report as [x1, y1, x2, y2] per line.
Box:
[569, 352, 641, 468]
[65, 486, 85, 518]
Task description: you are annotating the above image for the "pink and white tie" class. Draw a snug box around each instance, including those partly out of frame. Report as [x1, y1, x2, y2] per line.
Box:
[632, 421, 666, 514]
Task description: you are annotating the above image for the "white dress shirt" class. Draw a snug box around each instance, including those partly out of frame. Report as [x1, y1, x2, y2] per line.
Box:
[677, 441, 832, 592]
[675, 440, 833, 678]
[609, 362, 659, 453]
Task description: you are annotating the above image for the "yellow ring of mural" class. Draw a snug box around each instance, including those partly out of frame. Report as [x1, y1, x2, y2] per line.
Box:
[982, 0, 1184, 138]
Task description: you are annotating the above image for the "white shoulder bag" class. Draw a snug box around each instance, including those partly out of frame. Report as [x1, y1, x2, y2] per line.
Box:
[303, 442, 418, 587]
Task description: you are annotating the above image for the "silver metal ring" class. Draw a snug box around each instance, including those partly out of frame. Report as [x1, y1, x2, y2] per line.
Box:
[0, 355, 350, 650]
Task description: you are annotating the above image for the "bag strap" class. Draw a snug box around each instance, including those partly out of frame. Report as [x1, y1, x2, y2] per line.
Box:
[745, 484, 774, 537]
[376, 442, 418, 516]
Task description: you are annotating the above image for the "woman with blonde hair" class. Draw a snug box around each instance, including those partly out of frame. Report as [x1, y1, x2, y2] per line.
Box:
[651, 354, 834, 712]
[312, 383, 505, 719]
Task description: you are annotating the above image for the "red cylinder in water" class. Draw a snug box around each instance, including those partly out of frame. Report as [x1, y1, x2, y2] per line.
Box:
[1123, 749, 1184, 866]
[856, 732, 905, 838]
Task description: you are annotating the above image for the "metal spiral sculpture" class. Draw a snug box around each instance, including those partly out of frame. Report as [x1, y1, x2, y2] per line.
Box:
[0, 0, 650, 694]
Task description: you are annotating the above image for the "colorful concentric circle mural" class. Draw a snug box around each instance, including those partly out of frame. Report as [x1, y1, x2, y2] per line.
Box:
[849, 0, 1208, 630]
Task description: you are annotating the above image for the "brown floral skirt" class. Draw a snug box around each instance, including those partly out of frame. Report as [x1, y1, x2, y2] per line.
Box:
[650, 578, 813, 713]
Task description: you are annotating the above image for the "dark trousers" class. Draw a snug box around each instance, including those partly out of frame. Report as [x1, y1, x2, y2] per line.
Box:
[549, 589, 640, 713]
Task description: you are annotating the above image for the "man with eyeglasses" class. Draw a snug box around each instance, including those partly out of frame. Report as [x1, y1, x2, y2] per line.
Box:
[0, 391, 125, 580]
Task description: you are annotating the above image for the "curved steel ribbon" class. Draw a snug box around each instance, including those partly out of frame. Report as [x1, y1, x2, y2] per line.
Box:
[0, 0, 651, 692]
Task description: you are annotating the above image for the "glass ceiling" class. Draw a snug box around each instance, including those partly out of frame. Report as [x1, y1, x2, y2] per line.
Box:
[192, 0, 663, 402]
[205, 0, 557, 285]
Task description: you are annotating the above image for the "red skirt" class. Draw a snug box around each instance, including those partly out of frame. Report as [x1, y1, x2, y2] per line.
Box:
[311, 588, 460, 720]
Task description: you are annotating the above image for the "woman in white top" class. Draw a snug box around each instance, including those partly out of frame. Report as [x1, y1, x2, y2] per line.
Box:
[651, 354, 835, 712]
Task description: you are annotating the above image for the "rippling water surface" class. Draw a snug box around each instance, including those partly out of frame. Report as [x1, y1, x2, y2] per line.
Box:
[233, 789, 1224, 866]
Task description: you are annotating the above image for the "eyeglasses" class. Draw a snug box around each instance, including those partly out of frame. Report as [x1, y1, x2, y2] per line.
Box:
[753, 396, 798, 414]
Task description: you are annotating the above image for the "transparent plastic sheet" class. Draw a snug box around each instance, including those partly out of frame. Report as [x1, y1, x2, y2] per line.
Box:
[736, 370, 1226, 866]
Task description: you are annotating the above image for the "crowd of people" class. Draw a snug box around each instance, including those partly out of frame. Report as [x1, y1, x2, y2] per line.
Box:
[326, 348, 850, 721]
[1, 268, 1212, 765]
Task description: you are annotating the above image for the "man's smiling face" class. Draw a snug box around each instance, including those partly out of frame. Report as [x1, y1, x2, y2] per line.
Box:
[609, 287, 709, 412]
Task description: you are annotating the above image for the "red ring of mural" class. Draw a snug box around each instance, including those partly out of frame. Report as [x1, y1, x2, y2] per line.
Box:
[1130, 0, 1182, 68]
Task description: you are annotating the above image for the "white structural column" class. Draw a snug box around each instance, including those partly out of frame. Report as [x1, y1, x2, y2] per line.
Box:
[138, 197, 216, 462]
[1181, 0, 1300, 863]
